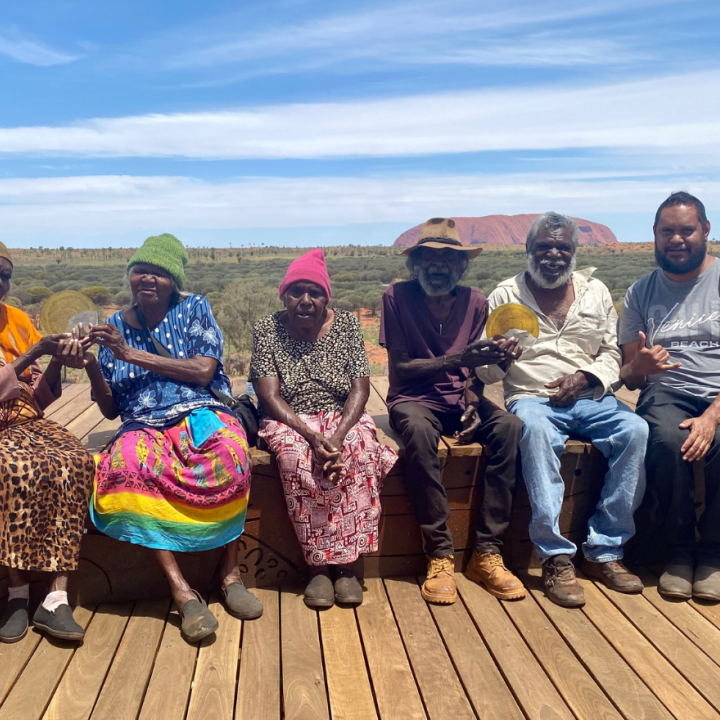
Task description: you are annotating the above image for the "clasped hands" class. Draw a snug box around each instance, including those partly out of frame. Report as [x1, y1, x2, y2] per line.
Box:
[309, 432, 344, 484]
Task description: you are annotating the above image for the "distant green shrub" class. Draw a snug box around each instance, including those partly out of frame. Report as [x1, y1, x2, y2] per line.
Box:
[81, 286, 114, 305]
[331, 272, 360, 282]
[4, 296, 22, 308]
[114, 290, 132, 307]
[215, 280, 283, 373]
[25, 286, 53, 303]
[50, 281, 83, 292]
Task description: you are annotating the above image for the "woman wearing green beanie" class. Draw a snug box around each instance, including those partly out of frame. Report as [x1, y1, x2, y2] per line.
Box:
[79, 233, 262, 643]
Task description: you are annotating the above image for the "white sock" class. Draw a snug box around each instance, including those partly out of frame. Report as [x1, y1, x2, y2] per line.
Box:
[8, 584, 29, 601]
[42, 590, 69, 613]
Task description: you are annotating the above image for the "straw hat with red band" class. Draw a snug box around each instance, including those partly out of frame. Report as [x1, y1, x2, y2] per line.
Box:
[401, 218, 483, 259]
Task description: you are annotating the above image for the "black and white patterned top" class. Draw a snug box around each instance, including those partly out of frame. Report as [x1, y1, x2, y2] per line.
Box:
[249, 309, 371, 414]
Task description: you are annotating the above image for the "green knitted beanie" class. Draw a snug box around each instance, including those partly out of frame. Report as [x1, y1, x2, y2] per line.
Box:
[127, 233, 189, 289]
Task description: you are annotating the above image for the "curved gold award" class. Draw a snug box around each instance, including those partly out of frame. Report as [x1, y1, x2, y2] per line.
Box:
[486, 303, 539, 340]
[40, 291, 98, 335]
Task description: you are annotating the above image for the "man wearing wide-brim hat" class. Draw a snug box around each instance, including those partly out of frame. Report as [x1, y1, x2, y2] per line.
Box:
[380, 218, 526, 604]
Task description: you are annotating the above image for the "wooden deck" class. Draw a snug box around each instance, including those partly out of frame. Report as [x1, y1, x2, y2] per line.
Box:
[5, 570, 720, 720]
[4, 380, 720, 720]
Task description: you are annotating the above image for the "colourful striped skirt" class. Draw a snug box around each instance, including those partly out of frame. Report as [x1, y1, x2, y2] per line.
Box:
[91, 411, 251, 552]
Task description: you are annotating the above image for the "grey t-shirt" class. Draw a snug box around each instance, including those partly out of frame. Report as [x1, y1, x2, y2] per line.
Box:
[619, 257, 720, 400]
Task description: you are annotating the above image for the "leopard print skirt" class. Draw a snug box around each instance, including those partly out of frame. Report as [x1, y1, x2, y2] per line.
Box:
[0, 418, 94, 572]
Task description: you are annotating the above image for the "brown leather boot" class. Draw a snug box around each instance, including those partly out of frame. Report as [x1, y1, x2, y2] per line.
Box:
[580, 559, 643, 594]
[465, 551, 526, 600]
[421, 556, 457, 605]
[542, 555, 585, 607]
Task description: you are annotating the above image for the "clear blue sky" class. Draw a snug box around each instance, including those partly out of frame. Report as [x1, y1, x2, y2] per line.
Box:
[1, 0, 719, 247]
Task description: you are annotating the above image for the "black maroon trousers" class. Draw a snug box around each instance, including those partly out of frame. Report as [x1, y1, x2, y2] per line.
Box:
[390, 397, 522, 558]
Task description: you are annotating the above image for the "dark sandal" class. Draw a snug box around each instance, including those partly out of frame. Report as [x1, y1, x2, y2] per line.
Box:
[222, 581, 263, 620]
[180, 591, 218, 643]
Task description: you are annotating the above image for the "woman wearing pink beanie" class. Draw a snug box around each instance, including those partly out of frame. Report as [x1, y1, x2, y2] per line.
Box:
[250, 249, 397, 607]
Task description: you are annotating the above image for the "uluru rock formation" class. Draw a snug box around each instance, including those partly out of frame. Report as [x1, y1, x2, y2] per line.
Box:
[393, 214, 617, 248]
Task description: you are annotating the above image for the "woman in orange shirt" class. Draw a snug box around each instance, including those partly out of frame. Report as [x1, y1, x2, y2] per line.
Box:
[0, 243, 95, 644]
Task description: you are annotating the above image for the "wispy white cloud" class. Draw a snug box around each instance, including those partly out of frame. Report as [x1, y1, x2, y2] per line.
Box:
[0, 172, 717, 242]
[0, 27, 82, 67]
[151, 0, 684, 76]
[0, 69, 719, 159]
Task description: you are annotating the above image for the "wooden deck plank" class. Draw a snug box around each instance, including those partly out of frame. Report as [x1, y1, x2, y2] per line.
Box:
[355, 579, 426, 720]
[89, 599, 170, 720]
[138, 607, 198, 720]
[44, 383, 90, 417]
[81, 417, 121, 454]
[186, 596, 242, 720]
[319, 605, 378, 720]
[594, 576, 720, 712]
[46, 387, 93, 426]
[370, 377, 455, 457]
[384, 578, 475, 720]
[366, 381, 403, 456]
[525, 574, 673, 720]
[0, 605, 94, 720]
[614, 387, 639, 411]
[502, 589, 622, 720]
[42, 604, 132, 720]
[65, 405, 106, 444]
[455, 574, 574, 720]
[0, 626, 43, 705]
[636, 568, 720, 669]
[690, 599, 720, 633]
[578, 575, 719, 720]
[427, 585, 523, 720]
[280, 589, 330, 720]
[235, 588, 281, 720]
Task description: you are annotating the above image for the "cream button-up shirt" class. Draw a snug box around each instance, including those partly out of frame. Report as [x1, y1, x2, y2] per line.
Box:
[475, 268, 621, 407]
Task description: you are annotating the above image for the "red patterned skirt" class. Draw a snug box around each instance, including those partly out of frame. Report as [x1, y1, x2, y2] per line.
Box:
[259, 411, 397, 566]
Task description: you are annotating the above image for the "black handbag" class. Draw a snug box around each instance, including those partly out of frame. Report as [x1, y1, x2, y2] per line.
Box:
[134, 307, 260, 446]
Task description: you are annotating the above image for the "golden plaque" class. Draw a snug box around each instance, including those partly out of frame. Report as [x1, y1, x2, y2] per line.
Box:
[486, 303, 539, 346]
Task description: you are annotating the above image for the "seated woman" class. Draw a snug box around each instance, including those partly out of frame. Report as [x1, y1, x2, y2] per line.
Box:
[250, 249, 397, 607]
[0, 243, 96, 644]
[82, 233, 261, 643]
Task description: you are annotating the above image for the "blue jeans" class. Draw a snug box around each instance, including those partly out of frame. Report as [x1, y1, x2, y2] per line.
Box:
[510, 396, 648, 562]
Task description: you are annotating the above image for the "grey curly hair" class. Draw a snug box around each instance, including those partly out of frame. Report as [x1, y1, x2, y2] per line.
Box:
[526, 212, 580, 253]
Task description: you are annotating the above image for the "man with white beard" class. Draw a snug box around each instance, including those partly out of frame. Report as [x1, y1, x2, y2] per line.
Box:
[381, 218, 526, 605]
[476, 212, 648, 607]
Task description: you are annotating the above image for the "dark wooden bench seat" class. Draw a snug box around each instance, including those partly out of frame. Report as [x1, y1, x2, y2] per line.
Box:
[0, 378, 640, 606]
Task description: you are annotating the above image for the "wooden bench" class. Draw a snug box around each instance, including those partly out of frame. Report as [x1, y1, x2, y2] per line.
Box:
[0, 379, 641, 606]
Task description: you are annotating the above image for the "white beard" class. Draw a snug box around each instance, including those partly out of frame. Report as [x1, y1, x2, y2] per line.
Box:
[415, 266, 462, 296]
[527, 254, 576, 289]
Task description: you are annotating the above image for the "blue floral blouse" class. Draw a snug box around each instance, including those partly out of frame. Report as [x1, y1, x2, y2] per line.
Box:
[98, 295, 234, 428]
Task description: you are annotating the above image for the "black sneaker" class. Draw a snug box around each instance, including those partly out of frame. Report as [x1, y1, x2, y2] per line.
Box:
[0, 598, 29, 643]
[32, 604, 85, 641]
